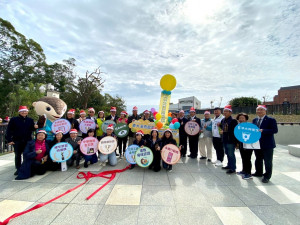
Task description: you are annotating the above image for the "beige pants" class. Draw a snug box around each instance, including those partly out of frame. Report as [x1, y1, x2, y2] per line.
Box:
[199, 137, 213, 159]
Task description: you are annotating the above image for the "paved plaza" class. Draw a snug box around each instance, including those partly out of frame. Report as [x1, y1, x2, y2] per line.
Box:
[0, 145, 300, 225]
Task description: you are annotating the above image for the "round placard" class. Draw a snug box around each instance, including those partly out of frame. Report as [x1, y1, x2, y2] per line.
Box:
[114, 123, 129, 138]
[80, 137, 99, 155]
[125, 144, 139, 164]
[135, 147, 153, 168]
[50, 142, 74, 162]
[101, 120, 116, 132]
[79, 119, 96, 134]
[234, 122, 261, 144]
[98, 136, 118, 155]
[184, 121, 200, 136]
[51, 119, 71, 135]
[161, 144, 181, 165]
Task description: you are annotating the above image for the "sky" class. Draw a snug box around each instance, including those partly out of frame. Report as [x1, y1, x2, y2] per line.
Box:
[1, 0, 300, 112]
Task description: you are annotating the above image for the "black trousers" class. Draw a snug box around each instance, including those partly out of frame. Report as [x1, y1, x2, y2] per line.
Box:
[212, 137, 224, 162]
[179, 134, 187, 156]
[31, 161, 47, 177]
[188, 135, 199, 157]
[254, 148, 274, 179]
[14, 141, 27, 170]
[118, 137, 128, 155]
[67, 151, 82, 167]
[239, 148, 253, 175]
[150, 150, 161, 172]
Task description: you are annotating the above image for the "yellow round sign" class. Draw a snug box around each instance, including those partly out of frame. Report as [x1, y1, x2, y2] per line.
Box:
[160, 74, 176, 91]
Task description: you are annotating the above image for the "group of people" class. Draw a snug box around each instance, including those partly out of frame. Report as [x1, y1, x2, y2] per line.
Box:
[6, 103, 278, 183]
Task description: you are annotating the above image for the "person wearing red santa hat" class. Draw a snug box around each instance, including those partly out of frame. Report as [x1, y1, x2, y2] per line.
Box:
[131, 130, 147, 169]
[178, 109, 188, 157]
[105, 106, 119, 123]
[157, 129, 181, 172]
[96, 110, 105, 139]
[212, 107, 225, 167]
[199, 111, 213, 162]
[142, 110, 154, 122]
[220, 105, 238, 174]
[4, 116, 10, 123]
[252, 105, 278, 183]
[146, 127, 162, 172]
[128, 106, 141, 146]
[117, 111, 128, 158]
[65, 129, 82, 169]
[65, 109, 79, 139]
[87, 107, 97, 123]
[6, 106, 37, 175]
[187, 107, 201, 158]
[77, 110, 86, 137]
[99, 124, 118, 166]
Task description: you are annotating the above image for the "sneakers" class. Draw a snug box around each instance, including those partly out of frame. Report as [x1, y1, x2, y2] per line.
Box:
[200, 156, 207, 160]
[119, 154, 123, 159]
[237, 171, 246, 176]
[242, 174, 253, 180]
[99, 162, 106, 167]
[215, 161, 223, 166]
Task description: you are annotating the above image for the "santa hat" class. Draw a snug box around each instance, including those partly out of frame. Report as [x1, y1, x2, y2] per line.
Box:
[106, 124, 114, 130]
[204, 111, 210, 115]
[88, 107, 95, 112]
[120, 111, 127, 115]
[152, 127, 158, 132]
[110, 107, 117, 112]
[179, 110, 184, 113]
[223, 105, 232, 112]
[136, 130, 144, 136]
[4, 116, 9, 121]
[37, 130, 47, 134]
[133, 106, 138, 111]
[98, 110, 104, 114]
[144, 110, 150, 114]
[164, 129, 172, 134]
[0, 118, 2, 122]
[80, 110, 86, 115]
[70, 129, 78, 134]
[190, 107, 196, 112]
[18, 105, 29, 112]
[256, 105, 267, 111]
[55, 130, 63, 135]
[67, 109, 75, 114]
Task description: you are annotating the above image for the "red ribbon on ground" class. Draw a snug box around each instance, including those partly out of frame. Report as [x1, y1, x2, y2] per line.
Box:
[0, 165, 131, 225]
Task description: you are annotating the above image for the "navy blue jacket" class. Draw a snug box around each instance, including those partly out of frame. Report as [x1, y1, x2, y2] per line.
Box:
[6, 115, 35, 143]
[16, 140, 51, 180]
[253, 115, 278, 149]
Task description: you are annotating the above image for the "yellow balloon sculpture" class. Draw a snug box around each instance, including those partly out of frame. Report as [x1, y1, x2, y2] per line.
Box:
[160, 74, 176, 91]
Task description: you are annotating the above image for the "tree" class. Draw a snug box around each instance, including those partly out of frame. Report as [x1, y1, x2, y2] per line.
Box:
[229, 97, 261, 107]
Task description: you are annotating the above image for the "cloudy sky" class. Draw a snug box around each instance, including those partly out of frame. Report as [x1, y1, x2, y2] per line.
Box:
[1, 0, 300, 112]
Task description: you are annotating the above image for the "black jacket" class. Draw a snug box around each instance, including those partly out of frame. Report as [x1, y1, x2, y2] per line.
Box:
[105, 115, 119, 123]
[253, 116, 278, 149]
[178, 117, 188, 136]
[6, 115, 35, 143]
[65, 137, 82, 151]
[128, 114, 141, 137]
[64, 118, 79, 139]
[221, 116, 238, 144]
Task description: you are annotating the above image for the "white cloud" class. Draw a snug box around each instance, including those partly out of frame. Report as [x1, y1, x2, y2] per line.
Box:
[1, 0, 300, 109]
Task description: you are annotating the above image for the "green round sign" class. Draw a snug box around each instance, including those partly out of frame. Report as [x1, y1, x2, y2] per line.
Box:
[114, 123, 129, 138]
[101, 120, 116, 132]
[135, 147, 153, 168]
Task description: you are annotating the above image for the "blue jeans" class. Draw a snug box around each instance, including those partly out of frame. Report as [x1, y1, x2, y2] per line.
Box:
[224, 143, 236, 170]
[99, 152, 117, 166]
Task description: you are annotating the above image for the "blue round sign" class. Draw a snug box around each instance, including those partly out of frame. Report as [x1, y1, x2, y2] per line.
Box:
[234, 122, 261, 144]
[50, 142, 74, 163]
[125, 144, 139, 164]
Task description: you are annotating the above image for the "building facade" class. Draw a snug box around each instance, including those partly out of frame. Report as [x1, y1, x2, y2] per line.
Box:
[272, 85, 300, 104]
[169, 96, 201, 111]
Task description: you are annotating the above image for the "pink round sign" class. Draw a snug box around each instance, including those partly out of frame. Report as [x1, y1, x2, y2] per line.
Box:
[161, 144, 181, 165]
[184, 121, 200, 136]
[51, 119, 71, 135]
[80, 137, 99, 155]
[79, 119, 96, 134]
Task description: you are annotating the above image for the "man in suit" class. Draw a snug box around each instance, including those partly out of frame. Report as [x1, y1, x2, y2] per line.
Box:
[187, 107, 201, 158]
[105, 106, 119, 123]
[178, 110, 188, 157]
[252, 105, 278, 183]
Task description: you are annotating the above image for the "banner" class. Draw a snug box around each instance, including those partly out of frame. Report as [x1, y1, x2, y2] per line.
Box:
[158, 92, 171, 124]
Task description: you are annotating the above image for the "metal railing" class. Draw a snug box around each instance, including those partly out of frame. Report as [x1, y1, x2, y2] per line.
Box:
[0, 123, 13, 154]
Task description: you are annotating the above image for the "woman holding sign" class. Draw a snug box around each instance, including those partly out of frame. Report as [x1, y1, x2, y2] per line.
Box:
[130, 130, 147, 169]
[117, 111, 128, 158]
[47, 130, 65, 171]
[96, 110, 105, 139]
[15, 130, 50, 180]
[83, 129, 98, 168]
[158, 129, 181, 172]
[146, 128, 162, 172]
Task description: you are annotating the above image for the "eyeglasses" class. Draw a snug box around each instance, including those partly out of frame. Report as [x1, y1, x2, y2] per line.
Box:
[88, 111, 94, 113]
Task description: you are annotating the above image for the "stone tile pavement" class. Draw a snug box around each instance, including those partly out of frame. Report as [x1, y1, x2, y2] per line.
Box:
[0, 145, 300, 225]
